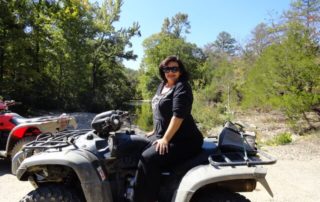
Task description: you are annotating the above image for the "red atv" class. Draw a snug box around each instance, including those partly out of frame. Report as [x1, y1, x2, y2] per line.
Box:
[0, 100, 77, 158]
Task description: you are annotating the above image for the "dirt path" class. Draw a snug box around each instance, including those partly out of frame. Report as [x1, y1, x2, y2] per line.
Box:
[0, 159, 33, 202]
[1, 135, 319, 202]
[243, 134, 320, 202]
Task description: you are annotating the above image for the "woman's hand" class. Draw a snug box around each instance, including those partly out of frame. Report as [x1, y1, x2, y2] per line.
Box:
[152, 116, 183, 155]
[153, 138, 169, 155]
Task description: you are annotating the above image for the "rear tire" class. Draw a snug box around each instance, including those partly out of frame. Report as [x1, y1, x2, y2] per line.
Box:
[11, 136, 36, 158]
[20, 185, 83, 202]
[190, 189, 250, 202]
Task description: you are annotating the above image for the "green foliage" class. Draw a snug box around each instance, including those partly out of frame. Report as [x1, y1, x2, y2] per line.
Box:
[134, 102, 153, 131]
[209, 31, 239, 55]
[0, 0, 140, 112]
[242, 22, 320, 126]
[265, 132, 293, 146]
[192, 91, 226, 135]
[161, 13, 191, 38]
[200, 48, 245, 113]
[138, 32, 205, 99]
[2, 0, 320, 139]
[137, 13, 205, 99]
[285, 0, 320, 41]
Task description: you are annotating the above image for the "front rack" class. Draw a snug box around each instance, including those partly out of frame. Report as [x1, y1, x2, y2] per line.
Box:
[23, 129, 92, 150]
[208, 149, 277, 167]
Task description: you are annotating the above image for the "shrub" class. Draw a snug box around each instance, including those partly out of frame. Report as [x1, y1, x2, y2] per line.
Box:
[266, 132, 293, 146]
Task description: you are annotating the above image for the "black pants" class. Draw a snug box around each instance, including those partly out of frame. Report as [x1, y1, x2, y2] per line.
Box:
[130, 134, 202, 202]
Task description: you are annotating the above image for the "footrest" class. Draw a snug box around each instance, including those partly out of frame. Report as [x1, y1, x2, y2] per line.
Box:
[0, 150, 7, 157]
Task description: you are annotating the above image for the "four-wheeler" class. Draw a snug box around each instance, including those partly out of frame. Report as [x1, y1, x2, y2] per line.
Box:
[12, 110, 276, 202]
[0, 100, 77, 158]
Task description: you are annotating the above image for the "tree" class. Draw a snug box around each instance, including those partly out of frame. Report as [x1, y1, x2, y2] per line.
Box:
[243, 23, 320, 129]
[137, 13, 205, 99]
[207, 31, 238, 56]
[245, 23, 273, 56]
[161, 12, 190, 38]
[201, 31, 243, 112]
[1, 0, 140, 112]
[137, 33, 205, 99]
[79, 0, 140, 111]
[284, 0, 320, 41]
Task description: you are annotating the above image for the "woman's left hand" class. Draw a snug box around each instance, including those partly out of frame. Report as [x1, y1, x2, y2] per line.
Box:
[153, 138, 169, 155]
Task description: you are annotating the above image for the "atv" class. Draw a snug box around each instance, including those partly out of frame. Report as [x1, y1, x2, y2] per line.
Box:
[0, 100, 77, 158]
[12, 110, 276, 202]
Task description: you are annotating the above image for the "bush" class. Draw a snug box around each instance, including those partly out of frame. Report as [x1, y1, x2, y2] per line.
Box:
[192, 92, 226, 135]
[266, 132, 293, 146]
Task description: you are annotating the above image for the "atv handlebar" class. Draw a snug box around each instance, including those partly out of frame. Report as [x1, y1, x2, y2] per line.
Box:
[91, 110, 130, 135]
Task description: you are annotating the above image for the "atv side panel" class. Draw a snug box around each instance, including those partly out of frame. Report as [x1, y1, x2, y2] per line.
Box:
[15, 149, 113, 202]
[173, 164, 268, 202]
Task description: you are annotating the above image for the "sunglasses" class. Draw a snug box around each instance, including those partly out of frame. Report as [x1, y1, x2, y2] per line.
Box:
[162, 66, 180, 73]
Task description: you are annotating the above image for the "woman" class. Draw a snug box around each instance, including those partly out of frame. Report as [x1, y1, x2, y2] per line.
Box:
[133, 56, 203, 202]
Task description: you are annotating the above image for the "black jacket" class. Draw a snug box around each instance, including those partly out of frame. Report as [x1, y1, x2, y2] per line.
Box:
[151, 81, 203, 144]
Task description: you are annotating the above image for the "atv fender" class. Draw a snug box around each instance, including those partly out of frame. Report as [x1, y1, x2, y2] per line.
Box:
[172, 164, 272, 202]
[14, 149, 112, 202]
[5, 124, 41, 156]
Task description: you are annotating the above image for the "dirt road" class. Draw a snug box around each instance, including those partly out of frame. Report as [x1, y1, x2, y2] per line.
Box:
[1, 135, 319, 202]
[0, 159, 33, 202]
[244, 134, 320, 202]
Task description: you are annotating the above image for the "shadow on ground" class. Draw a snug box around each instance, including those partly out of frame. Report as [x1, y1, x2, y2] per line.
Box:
[0, 158, 11, 176]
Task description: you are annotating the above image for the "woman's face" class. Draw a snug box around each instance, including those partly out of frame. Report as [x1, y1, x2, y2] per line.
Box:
[163, 61, 181, 84]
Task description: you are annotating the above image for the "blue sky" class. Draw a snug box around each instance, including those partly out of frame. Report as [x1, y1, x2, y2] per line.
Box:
[114, 0, 293, 69]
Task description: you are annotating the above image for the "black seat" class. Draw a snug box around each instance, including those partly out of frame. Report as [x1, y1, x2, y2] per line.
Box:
[164, 138, 219, 176]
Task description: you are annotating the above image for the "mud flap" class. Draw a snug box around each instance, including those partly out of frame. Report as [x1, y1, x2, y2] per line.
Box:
[257, 177, 274, 197]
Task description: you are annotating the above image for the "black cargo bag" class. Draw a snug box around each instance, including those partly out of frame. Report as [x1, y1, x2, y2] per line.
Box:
[218, 121, 257, 156]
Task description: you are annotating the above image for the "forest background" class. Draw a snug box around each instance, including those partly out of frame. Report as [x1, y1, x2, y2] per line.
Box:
[1, 0, 319, 138]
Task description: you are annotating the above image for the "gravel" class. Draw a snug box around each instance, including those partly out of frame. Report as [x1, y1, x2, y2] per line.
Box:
[242, 134, 320, 202]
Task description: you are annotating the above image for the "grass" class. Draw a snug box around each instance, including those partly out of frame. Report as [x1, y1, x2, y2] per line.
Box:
[265, 132, 293, 146]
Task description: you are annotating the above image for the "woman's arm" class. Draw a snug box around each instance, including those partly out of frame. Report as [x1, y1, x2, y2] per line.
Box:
[154, 116, 183, 155]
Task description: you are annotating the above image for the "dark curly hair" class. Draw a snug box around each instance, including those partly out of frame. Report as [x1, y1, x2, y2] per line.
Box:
[159, 55, 189, 82]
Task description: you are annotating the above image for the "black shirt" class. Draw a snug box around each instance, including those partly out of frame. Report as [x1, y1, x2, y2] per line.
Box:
[151, 81, 203, 144]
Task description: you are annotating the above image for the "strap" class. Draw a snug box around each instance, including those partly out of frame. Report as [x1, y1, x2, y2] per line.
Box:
[240, 131, 249, 163]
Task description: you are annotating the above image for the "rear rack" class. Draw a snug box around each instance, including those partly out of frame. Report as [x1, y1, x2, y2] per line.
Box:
[208, 149, 277, 167]
[23, 129, 92, 150]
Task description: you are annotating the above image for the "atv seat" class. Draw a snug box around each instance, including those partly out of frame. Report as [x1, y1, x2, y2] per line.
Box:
[163, 138, 219, 175]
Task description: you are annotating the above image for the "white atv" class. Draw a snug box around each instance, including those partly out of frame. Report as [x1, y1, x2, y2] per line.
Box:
[0, 100, 77, 159]
[12, 110, 276, 202]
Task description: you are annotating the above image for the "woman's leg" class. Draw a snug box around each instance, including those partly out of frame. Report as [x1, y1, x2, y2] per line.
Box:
[115, 134, 154, 157]
[133, 140, 201, 202]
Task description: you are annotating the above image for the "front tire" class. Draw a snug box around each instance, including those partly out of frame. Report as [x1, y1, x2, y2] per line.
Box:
[190, 189, 250, 202]
[20, 185, 83, 202]
[11, 136, 35, 158]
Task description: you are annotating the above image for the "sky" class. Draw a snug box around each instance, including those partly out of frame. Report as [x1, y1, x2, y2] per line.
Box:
[113, 0, 293, 70]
